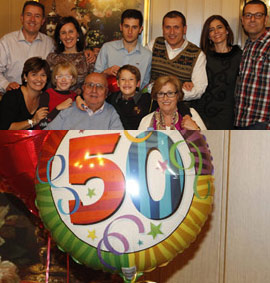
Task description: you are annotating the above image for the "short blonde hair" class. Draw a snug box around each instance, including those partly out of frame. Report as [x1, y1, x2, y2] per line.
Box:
[151, 75, 183, 101]
[51, 62, 78, 87]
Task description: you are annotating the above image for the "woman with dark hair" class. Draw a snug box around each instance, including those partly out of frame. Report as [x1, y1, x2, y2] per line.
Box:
[191, 15, 242, 129]
[47, 16, 94, 95]
[0, 57, 50, 129]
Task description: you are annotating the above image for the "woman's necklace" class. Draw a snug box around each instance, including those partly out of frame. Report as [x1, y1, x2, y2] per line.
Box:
[159, 110, 178, 129]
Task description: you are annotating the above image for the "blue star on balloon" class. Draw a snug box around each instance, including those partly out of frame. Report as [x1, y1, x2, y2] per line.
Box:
[138, 240, 143, 246]
[147, 223, 163, 239]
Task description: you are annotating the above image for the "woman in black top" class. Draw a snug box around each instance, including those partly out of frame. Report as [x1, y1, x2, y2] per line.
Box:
[0, 57, 50, 129]
[191, 15, 242, 129]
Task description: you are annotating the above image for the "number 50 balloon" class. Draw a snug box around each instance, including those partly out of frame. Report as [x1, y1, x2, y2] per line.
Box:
[35, 130, 214, 282]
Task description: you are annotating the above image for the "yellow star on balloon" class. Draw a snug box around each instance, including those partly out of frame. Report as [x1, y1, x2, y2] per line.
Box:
[87, 230, 97, 240]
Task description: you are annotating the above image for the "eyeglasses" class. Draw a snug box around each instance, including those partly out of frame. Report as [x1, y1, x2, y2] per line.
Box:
[156, 91, 178, 98]
[55, 75, 73, 80]
[243, 12, 265, 19]
[83, 82, 106, 91]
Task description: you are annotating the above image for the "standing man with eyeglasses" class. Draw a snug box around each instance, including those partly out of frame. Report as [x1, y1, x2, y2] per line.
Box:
[235, 0, 270, 129]
[44, 72, 123, 129]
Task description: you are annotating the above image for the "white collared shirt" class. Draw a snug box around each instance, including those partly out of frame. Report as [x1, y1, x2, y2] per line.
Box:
[84, 103, 105, 117]
[148, 38, 207, 100]
[0, 29, 54, 92]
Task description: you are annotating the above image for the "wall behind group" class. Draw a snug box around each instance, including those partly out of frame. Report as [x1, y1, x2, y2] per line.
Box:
[0, 0, 242, 46]
[0, 0, 25, 38]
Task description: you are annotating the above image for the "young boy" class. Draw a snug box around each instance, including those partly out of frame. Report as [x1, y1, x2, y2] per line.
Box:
[106, 65, 154, 129]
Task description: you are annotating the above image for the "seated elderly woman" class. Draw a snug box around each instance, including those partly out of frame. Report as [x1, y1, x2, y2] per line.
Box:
[138, 75, 206, 130]
[0, 57, 50, 130]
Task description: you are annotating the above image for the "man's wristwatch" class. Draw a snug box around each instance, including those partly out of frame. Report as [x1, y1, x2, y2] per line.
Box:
[28, 119, 34, 128]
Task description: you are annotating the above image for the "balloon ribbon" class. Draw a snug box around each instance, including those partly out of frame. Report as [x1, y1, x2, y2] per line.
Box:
[45, 234, 51, 283]
[66, 254, 69, 283]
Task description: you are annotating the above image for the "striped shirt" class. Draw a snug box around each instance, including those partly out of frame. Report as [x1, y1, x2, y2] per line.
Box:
[234, 29, 270, 127]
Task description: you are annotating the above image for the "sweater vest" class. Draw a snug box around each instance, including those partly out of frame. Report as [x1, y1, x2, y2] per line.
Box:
[151, 37, 201, 83]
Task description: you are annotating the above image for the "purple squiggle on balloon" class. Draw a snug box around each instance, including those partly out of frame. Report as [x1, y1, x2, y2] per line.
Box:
[97, 214, 145, 270]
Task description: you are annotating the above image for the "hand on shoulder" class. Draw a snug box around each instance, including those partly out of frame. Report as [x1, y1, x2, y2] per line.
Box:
[181, 115, 200, 130]
[6, 82, 20, 91]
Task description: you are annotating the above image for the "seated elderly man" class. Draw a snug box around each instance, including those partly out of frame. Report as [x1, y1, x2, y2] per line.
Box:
[44, 72, 123, 130]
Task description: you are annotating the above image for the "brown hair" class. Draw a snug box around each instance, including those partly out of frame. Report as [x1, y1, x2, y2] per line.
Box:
[21, 57, 50, 86]
[151, 75, 183, 101]
[54, 16, 85, 53]
[162, 10, 186, 27]
[116, 64, 141, 82]
[22, 1, 45, 17]
[51, 62, 78, 87]
[121, 9, 143, 27]
[200, 15, 234, 53]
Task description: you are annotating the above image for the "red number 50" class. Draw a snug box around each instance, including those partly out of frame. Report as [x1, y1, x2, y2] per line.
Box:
[68, 133, 125, 225]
